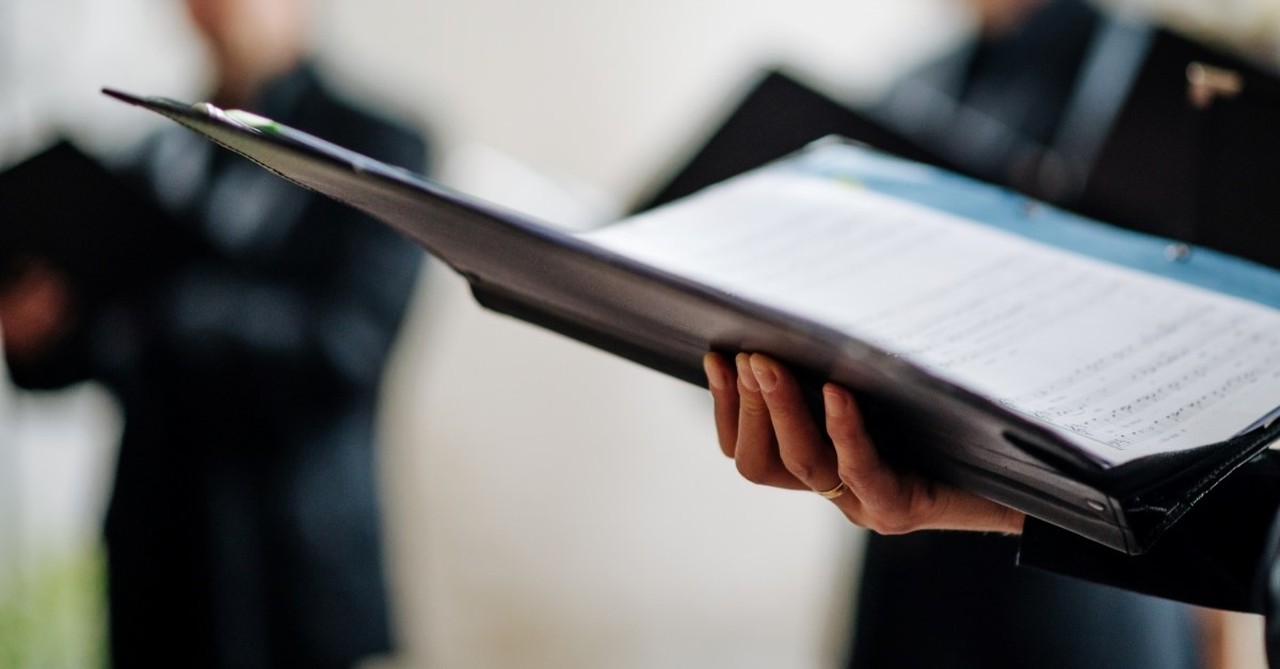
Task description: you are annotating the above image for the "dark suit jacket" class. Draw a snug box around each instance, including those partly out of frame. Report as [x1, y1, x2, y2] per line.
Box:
[1020, 453, 1280, 668]
[7, 63, 428, 669]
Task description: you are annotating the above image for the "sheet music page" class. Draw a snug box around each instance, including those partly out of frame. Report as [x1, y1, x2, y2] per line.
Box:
[583, 170, 1280, 465]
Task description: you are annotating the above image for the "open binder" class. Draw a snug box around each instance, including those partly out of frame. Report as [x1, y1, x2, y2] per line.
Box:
[106, 89, 1280, 555]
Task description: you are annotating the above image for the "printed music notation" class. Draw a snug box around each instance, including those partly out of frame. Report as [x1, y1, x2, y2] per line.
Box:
[588, 170, 1280, 465]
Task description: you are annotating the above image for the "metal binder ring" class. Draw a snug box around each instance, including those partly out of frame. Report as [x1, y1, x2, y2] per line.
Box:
[816, 481, 847, 500]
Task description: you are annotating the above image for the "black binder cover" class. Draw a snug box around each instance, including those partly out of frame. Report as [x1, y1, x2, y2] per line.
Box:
[633, 68, 959, 211]
[105, 89, 1280, 555]
[0, 141, 197, 307]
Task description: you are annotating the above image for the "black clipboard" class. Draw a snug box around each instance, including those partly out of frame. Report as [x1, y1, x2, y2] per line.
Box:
[104, 88, 1280, 555]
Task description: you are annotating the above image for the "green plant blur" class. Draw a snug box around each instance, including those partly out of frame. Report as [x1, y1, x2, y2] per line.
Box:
[0, 545, 107, 669]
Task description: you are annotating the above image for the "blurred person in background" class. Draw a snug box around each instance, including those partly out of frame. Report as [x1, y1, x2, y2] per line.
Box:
[691, 1, 1280, 667]
[641, 0, 1216, 665]
[0, 0, 427, 666]
[849, 2, 1203, 668]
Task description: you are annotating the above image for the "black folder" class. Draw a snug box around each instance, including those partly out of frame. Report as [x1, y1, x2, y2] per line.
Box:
[1076, 27, 1280, 269]
[633, 69, 960, 211]
[105, 89, 1280, 555]
[0, 141, 197, 307]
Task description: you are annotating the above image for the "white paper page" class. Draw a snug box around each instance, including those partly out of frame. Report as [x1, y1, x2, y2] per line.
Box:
[583, 171, 1280, 465]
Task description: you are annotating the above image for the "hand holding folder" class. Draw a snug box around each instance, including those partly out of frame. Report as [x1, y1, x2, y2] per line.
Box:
[105, 89, 1280, 554]
[705, 350, 1026, 535]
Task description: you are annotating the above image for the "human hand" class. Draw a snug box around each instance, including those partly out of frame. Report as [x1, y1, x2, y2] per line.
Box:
[969, 0, 1049, 37]
[703, 352, 1025, 535]
[0, 261, 75, 362]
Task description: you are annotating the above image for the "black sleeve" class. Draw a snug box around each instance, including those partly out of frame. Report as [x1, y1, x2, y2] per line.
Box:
[4, 288, 145, 391]
[4, 320, 94, 390]
[1018, 449, 1280, 613]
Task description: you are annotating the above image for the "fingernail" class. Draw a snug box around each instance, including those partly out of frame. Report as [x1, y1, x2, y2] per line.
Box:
[736, 354, 760, 392]
[823, 385, 844, 417]
[749, 355, 776, 392]
[703, 354, 728, 390]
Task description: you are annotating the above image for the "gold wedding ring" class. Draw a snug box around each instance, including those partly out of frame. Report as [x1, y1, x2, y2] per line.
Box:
[816, 481, 847, 500]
